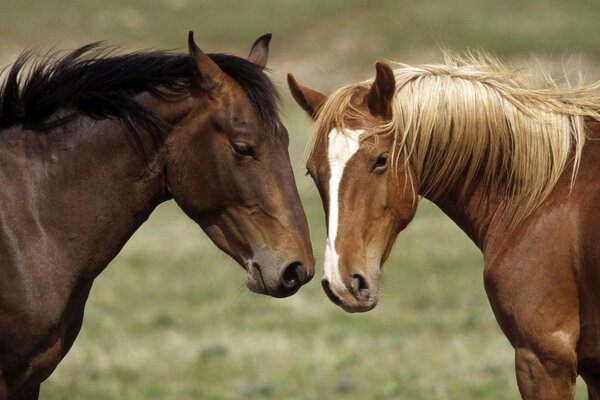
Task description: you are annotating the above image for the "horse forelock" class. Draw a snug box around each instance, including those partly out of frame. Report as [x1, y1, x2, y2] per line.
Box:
[310, 53, 600, 226]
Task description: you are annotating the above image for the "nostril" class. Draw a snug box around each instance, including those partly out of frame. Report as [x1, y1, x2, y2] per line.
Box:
[281, 261, 305, 289]
[350, 273, 370, 299]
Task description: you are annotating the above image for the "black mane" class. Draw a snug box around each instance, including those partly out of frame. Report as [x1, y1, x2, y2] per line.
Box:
[0, 43, 280, 149]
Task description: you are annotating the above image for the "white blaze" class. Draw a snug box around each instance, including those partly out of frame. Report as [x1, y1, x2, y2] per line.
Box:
[323, 128, 364, 286]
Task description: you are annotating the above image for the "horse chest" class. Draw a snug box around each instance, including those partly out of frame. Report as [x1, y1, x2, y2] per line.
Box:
[0, 282, 90, 397]
[576, 265, 600, 363]
[4, 332, 64, 395]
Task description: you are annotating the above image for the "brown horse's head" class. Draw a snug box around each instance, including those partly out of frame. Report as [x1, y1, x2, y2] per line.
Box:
[288, 62, 416, 311]
[165, 33, 314, 298]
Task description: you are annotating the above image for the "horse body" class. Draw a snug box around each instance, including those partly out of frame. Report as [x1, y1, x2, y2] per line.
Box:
[0, 114, 165, 396]
[0, 33, 314, 399]
[289, 56, 600, 399]
[432, 120, 600, 398]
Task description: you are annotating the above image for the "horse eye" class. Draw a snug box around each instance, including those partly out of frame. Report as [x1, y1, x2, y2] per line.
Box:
[232, 142, 256, 158]
[372, 153, 388, 173]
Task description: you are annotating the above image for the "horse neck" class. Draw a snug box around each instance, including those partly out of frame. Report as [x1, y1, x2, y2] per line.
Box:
[1, 107, 170, 280]
[426, 177, 507, 252]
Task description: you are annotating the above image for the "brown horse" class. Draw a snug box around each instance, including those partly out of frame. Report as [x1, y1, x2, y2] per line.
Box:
[0, 33, 314, 399]
[288, 55, 600, 399]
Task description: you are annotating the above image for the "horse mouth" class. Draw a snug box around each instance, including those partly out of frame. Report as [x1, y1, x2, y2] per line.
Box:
[245, 260, 270, 295]
[322, 278, 344, 307]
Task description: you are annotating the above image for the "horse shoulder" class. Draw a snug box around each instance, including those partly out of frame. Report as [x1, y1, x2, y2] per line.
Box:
[482, 191, 579, 335]
[0, 131, 79, 389]
[566, 125, 600, 365]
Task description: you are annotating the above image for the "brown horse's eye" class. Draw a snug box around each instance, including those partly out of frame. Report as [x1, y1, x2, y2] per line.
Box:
[232, 142, 256, 158]
[372, 153, 388, 173]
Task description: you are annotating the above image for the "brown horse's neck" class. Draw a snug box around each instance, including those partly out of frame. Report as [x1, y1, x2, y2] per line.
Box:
[0, 103, 174, 282]
[0, 96, 184, 385]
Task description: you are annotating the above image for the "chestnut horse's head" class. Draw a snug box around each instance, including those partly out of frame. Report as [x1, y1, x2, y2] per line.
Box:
[166, 33, 314, 298]
[288, 62, 416, 311]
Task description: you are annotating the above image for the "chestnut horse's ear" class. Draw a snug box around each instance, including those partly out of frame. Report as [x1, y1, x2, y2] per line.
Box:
[287, 73, 328, 120]
[247, 33, 271, 68]
[366, 61, 396, 120]
[188, 31, 225, 91]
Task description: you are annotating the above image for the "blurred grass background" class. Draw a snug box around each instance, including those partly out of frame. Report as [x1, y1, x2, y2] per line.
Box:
[2, 1, 599, 398]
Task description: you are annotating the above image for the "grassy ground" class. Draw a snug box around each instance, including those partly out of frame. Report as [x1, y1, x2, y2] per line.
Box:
[2, 1, 600, 398]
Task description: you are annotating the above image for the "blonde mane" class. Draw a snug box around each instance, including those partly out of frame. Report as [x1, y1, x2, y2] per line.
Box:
[310, 53, 600, 226]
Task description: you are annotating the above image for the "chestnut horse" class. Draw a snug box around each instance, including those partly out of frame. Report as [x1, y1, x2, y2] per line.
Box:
[0, 33, 314, 399]
[288, 55, 600, 399]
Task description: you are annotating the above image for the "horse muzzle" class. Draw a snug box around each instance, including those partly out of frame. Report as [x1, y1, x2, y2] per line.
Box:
[321, 275, 378, 313]
[245, 256, 313, 298]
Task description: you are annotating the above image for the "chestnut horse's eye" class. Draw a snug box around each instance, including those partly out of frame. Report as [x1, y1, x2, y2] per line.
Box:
[232, 142, 256, 158]
[372, 153, 388, 173]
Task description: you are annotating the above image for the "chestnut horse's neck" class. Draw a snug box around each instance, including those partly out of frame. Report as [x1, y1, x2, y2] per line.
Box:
[429, 183, 504, 252]
[429, 120, 600, 253]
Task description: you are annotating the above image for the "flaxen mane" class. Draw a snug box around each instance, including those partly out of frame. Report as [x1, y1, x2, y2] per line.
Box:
[311, 53, 600, 225]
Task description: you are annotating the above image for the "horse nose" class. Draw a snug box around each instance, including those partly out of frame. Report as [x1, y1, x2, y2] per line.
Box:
[280, 261, 307, 291]
[349, 272, 370, 300]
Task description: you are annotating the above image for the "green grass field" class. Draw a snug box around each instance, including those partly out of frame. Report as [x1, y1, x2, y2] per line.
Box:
[2, 1, 599, 398]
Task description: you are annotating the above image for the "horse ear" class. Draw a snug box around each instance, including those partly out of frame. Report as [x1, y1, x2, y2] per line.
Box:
[247, 33, 271, 68]
[366, 61, 395, 120]
[287, 73, 328, 120]
[188, 31, 225, 91]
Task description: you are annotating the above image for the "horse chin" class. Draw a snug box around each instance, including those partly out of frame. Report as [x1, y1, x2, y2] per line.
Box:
[339, 296, 379, 313]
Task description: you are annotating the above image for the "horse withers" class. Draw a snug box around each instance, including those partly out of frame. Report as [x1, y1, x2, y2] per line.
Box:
[0, 33, 314, 399]
[289, 56, 600, 399]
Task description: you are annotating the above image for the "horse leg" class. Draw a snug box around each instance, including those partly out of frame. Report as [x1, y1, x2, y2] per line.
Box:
[0, 375, 6, 400]
[484, 253, 579, 399]
[2, 384, 41, 400]
[16, 385, 40, 400]
[582, 374, 600, 400]
[514, 345, 577, 399]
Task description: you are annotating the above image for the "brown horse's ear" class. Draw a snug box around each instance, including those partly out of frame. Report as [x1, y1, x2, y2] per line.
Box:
[366, 61, 395, 120]
[287, 73, 328, 120]
[247, 33, 271, 68]
[188, 31, 225, 91]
